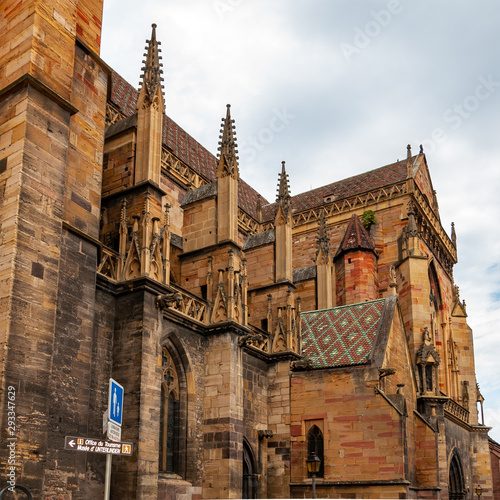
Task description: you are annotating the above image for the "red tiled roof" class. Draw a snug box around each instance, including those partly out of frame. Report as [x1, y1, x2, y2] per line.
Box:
[162, 114, 218, 182]
[110, 71, 138, 117]
[109, 71, 267, 219]
[301, 298, 386, 368]
[261, 159, 410, 222]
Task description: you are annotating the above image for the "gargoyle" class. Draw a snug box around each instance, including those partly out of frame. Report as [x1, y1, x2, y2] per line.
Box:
[156, 292, 183, 310]
[238, 333, 264, 348]
[291, 358, 313, 371]
[379, 367, 396, 378]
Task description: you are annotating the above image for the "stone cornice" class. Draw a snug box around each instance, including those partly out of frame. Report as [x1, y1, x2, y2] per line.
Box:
[0, 74, 78, 115]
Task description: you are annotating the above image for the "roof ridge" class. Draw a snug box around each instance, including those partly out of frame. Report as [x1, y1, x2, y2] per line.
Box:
[302, 296, 386, 315]
[291, 156, 414, 200]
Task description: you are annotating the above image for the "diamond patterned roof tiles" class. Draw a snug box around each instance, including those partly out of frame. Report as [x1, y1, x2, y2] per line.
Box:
[301, 298, 386, 368]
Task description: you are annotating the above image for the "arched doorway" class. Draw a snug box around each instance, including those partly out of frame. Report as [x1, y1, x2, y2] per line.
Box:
[449, 453, 465, 500]
[243, 440, 257, 499]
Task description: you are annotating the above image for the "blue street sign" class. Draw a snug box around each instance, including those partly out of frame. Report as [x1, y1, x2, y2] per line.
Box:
[108, 379, 124, 426]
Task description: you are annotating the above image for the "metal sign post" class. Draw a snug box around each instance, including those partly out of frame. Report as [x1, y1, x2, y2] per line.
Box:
[104, 378, 124, 500]
[104, 455, 112, 500]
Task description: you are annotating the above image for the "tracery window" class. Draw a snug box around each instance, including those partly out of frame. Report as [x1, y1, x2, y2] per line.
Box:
[159, 347, 180, 473]
[307, 425, 324, 478]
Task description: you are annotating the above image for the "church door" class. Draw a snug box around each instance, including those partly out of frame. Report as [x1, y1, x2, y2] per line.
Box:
[449, 453, 465, 500]
[242, 441, 257, 499]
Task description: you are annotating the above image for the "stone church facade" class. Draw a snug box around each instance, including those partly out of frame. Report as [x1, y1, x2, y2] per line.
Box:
[0, 2, 494, 499]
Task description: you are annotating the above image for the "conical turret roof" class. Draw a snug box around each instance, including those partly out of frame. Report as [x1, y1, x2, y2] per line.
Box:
[334, 214, 375, 259]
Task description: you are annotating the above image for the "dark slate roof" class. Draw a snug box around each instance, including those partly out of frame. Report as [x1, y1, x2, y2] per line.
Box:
[301, 298, 386, 368]
[105, 113, 137, 138]
[181, 182, 217, 207]
[171, 233, 183, 250]
[243, 229, 275, 250]
[293, 266, 316, 282]
[109, 71, 268, 220]
[334, 213, 375, 259]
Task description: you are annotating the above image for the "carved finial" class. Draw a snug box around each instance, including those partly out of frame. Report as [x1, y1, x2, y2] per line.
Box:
[163, 201, 171, 222]
[406, 144, 414, 179]
[276, 161, 291, 214]
[120, 198, 127, 225]
[139, 23, 163, 102]
[217, 104, 239, 179]
[453, 285, 460, 303]
[419, 144, 424, 154]
[451, 222, 457, 247]
[256, 194, 262, 223]
[316, 209, 330, 260]
[406, 200, 419, 236]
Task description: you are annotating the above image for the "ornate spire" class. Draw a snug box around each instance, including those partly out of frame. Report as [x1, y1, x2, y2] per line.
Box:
[217, 104, 239, 179]
[139, 23, 164, 102]
[276, 161, 291, 216]
[451, 222, 457, 247]
[406, 144, 413, 178]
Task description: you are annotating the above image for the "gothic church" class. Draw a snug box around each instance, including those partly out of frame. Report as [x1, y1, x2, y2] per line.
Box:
[0, 2, 494, 499]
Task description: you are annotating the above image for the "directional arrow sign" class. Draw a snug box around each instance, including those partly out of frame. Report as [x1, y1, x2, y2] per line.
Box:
[64, 436, 133, 456]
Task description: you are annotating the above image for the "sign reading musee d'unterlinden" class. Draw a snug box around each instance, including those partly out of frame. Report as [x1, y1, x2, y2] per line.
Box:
[64, 436, 132, 456]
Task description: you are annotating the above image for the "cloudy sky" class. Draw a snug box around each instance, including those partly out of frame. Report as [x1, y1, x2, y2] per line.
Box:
[100, 1, 500, 440]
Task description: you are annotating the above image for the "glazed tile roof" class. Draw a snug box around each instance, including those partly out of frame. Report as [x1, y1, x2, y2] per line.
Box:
[301, 298, 386, 368]
[109, 71, 412, 222]
[334, 213, 375, 259]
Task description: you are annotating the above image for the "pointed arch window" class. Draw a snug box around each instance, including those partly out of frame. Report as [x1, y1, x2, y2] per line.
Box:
[159, 347, 180, 473]
[307, 426, 324, 478]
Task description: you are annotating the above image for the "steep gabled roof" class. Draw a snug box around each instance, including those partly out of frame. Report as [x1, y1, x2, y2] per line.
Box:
[261, 158, 410, 222]
[334, 213, 375, 259]
[301, 298, 387, 368]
